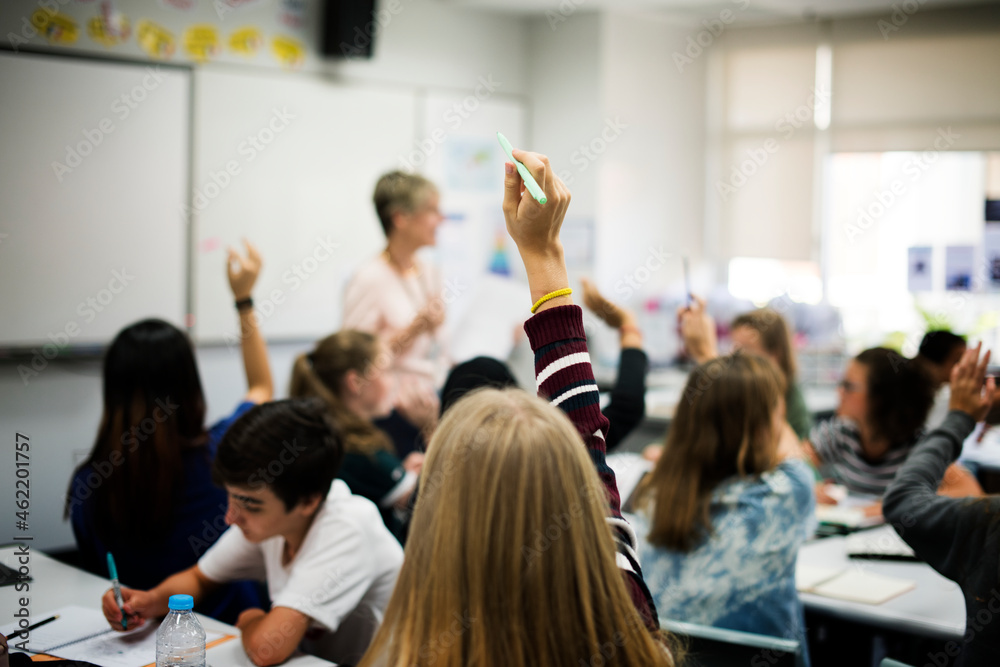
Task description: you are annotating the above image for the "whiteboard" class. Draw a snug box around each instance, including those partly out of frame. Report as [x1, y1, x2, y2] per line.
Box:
[191, 68, 418, 343]
[0, 51, 190, 349]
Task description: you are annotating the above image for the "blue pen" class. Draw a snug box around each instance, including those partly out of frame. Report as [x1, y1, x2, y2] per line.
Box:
[107, 552, 127, 630]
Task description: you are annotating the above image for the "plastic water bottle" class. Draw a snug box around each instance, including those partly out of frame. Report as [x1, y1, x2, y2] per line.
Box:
[156, 594, 206, 667]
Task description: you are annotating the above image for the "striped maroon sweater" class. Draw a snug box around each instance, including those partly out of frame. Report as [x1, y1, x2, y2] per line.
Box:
[524, 304, 660, 632]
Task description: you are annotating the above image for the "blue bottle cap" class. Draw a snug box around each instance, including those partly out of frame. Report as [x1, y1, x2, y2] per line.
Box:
[168, 594, 194, 611]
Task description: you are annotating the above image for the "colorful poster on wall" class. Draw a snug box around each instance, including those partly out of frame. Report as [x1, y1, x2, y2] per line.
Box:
[136, 20, 175, 59]
[32, 10, 79, 45]
[271, 35, 305, 69]
[280, 0, 307, 29]
[984, 224, 1000, 289]
[907, 246, 933, 292]
[945, 245, 975, 291]
[183, 24, 220, 63]
[444, 137, 499, 192]
[229, 26, 262, 57]
[87, 4, 130, 48]
[158, 0, 195, 11]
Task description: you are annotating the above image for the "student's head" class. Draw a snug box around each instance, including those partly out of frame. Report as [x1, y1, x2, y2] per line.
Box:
[65, 319, 207, 538]
[917, 330, 967, 388]
[289, 331, 393, 456]
[638, 353, 785, 552]
[372, 171, 442, 246]
[730, 308, 797, 383]
[838, 348, 935, 448]
[213, 399, 343, 543]
[439, 356, 518, 416]
[360, 388, 672, 667]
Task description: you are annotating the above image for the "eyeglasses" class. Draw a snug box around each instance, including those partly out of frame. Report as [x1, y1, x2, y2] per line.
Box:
[838, 379, 862, 393]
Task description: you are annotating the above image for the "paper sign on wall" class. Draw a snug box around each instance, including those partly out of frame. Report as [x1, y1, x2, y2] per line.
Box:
[907, 246, 933, 292]
[945, 245, 975, 291]
[136, 20, 175, 59]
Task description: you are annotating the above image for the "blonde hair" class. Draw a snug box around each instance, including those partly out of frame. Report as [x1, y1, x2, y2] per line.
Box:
[372, 170, 437, 237]
[359, 388, 674, 667]
[288, 330, 392, 457]
[637, 354, 784, 551]
[731, 308, 798, 382]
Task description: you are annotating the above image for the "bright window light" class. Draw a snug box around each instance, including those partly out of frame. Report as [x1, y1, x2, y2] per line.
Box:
[814, 43, 832, 131]
[728, 258, 823, 306]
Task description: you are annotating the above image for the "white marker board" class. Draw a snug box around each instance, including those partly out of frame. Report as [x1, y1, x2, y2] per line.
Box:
[191, 67, 418, 344]
[0, 51, 190, 349]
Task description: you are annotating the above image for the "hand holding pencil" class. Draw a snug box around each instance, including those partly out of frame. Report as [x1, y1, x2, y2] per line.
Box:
[101, 586, 152, 632]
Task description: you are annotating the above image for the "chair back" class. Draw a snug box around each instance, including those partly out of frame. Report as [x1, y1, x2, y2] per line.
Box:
[661, 619, 804, 667]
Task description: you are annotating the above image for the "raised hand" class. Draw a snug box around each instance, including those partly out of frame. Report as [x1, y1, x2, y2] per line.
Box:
[227, 239, 263, 301]
[581, 278, 627, 329]
[502, 150, 571, 259]
[501, 149, 572, 310]
[948, 342, 995, 422]
[677, 295, 718, 364]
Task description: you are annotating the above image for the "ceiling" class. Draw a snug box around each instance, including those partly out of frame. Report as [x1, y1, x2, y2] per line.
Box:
[437, 0, 997, 24]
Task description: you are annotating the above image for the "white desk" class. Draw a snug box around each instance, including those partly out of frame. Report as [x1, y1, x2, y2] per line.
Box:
[797, 526, 966, 641]
[0, 546, 334, 666]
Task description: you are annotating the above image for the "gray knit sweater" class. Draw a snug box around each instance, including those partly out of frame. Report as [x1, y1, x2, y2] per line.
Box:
[883, 411, 1000, 667]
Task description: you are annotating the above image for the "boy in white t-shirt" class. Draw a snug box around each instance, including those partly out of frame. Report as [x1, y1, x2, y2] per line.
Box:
[100, 399, 404, 666]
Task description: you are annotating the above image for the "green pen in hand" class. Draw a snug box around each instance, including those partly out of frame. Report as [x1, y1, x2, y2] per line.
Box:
[497, 132, 547, 205]
[107, 552, 127, 630]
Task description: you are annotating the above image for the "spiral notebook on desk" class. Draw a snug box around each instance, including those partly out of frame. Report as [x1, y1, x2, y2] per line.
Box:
[0, 605, 232, 667]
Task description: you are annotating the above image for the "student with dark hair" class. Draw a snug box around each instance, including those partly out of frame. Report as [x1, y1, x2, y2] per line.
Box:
[439, 356, 519, 414]
[884, 343, 999, 665]
[99, 399, 404, 666]
[806, 347, 982, 504]
[66, 241, 272, 621]
[917, 330, 967, 428]
[918, 330, 968, 383]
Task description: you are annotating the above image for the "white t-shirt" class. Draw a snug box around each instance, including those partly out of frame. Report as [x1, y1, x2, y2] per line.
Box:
[198, 480, 404, 664]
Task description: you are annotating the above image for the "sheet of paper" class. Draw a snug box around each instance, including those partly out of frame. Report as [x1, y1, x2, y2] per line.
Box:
[0, 605, 110, 652]
[907, 246, 933, 292]
[0, 605, 228, 667]
[811, 569, 916, 605]
[56, 624, 228, 667]
[815, 503, 884, 529]
[945, 245, 975, 291]
[795, 565, 844, 592]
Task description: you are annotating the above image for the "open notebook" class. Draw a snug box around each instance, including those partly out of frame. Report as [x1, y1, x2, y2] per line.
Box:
[796, 565, 916, 605]
[0, 605, 232, 667]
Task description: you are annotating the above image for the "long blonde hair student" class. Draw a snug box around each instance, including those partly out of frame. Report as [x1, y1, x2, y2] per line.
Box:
[289, 330, 392, 456]
[638, 353, 785, 551]
[359, 388, 674, 667]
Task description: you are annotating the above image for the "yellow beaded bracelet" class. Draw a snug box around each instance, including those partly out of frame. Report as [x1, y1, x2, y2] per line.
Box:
[531, 288, 573, 314]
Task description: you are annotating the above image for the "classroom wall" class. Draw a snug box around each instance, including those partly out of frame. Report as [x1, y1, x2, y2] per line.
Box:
[525, 10, 708, 304]
[597, 12, 707, 298]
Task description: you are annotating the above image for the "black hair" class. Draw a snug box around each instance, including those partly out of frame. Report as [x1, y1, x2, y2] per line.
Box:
[64, 319, 207, 542]
[856, 347, 935, 446]
[213, 398, 344, 511]
[918, 330, 966, 365]
[440, 356, 518, 416]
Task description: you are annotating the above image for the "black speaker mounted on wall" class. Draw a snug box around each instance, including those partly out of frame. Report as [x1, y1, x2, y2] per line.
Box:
[321, 0, 378, 59]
